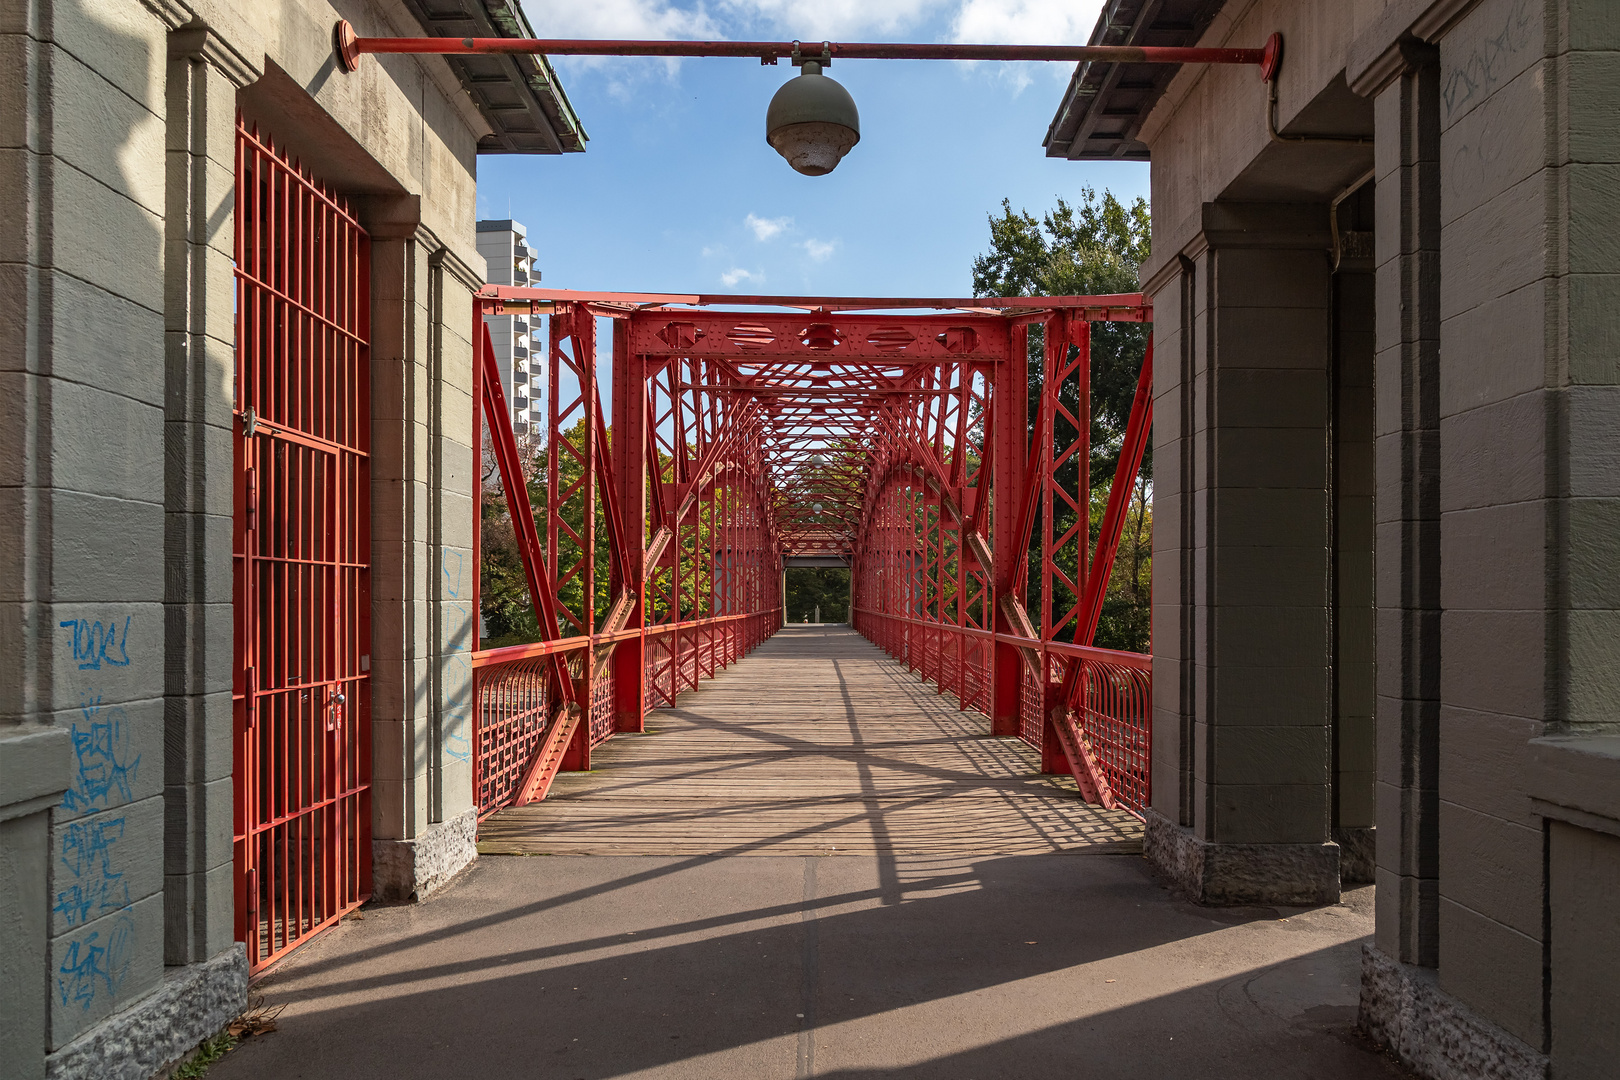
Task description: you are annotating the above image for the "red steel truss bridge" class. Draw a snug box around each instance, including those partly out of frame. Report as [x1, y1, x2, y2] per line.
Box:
[470, 286, 1154, 819]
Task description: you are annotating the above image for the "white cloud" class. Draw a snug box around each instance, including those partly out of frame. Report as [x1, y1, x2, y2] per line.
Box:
[519, 0, 721, 40]
[949, 0, 1103, 43]
[803, 238, 837, 261]
[518, 0, 722, 86]
[746, 213, 792, 241]
[720, 267, 763, 286]
[951, 0, 1105, 89]
[700, 244, 723, 258]
[720, 0, 948, 38]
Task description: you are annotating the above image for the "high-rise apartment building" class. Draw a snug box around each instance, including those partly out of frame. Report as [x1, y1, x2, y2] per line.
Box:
[476, 219, 543, 434]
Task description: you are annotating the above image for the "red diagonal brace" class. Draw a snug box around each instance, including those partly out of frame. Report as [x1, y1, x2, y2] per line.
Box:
[479, 322, 575, 706]
[1076, 335, 1153, 649]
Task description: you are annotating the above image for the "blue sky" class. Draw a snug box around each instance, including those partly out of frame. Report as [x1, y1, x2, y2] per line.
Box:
[475, 0, 1147, 298]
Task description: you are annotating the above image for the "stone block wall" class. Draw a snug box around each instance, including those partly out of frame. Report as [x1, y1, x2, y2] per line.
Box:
[1132, 0, 1620, 1077]
[0, 0, 491, 1075]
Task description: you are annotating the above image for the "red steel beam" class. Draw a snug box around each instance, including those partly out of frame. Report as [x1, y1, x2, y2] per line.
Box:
[477, 284, 1151, 318]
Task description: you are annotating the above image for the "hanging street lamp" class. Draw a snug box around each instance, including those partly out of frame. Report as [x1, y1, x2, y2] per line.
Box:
[765, 57, 859, 175]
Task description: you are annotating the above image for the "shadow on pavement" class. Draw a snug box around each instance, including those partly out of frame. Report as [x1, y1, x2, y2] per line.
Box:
[211, 853, 1408, 1079]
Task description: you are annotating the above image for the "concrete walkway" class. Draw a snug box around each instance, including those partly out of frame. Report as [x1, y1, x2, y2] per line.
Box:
[212, 628, 1407, 1080]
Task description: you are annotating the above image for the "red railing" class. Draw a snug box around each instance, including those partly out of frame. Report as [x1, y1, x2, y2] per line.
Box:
[854, 609, 1151, 817]
[471, 611, 780, 816]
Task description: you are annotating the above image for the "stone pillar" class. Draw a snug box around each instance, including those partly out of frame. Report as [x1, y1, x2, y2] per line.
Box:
[428, 243, 480, 841]
[368, 215, 480, 903]
[161, 26, 255, 970]
[1365, 45, 1444, 973]
[1332, 254, 1377, 884]
[1144, 203, 1340, 906]
[368, 220, 435, 888]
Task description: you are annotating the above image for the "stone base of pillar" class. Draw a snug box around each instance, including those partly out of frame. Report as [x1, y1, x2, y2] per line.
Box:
[1359, 944, 1547, 1080]
[1334, 825, 1377, 884]
[372, 807, 478, 903]
[45, 945, 247, 1080]
[1144, 809, 1341, 905]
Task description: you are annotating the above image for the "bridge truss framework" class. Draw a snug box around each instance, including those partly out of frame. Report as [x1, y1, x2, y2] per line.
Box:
[470, 287, 1154, 818]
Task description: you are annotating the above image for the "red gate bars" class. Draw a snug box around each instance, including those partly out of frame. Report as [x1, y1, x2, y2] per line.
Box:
[232, 118, 372, 974]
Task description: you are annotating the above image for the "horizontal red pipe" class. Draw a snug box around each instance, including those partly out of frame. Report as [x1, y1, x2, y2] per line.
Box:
[337, 23, 1279, 76]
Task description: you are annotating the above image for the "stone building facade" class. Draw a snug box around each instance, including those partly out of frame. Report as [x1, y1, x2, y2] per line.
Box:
[1048, 1, 1620, 1077]
[0, 1, 580, 1077]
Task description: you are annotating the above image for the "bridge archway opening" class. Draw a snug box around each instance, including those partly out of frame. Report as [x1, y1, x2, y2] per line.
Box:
[469, 288, 1154, 818]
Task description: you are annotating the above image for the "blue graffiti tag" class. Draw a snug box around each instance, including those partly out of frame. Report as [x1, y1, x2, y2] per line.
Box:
[58, 616, 133, 671]
[61, 696, 141, 813]
[54, 817, 130, 927]
[443, 548, 465, 599]
[442, 554, 475, 763]
[57, 915, 135, 1010]
[443, 648, 473, 764]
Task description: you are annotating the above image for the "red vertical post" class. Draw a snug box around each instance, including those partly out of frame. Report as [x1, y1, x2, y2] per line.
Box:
[613, 325, 647, 731]
[990, 323, 1029, 736]
[575, 311, 598, 769]
[1073, 314, 1091, 615]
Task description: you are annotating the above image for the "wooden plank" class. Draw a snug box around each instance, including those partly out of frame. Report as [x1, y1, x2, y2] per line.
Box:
[480, 625, 1143, 856]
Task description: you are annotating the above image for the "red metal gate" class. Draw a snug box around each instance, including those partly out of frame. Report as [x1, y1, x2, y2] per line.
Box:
[233, 118, 372, 973]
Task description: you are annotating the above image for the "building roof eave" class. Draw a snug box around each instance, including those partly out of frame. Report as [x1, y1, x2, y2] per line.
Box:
[398, 0, 589, 155]
[1042, 0, 1225, 162]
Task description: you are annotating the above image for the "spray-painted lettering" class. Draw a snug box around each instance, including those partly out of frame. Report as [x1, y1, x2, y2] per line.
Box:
[58, 616, 133, 671]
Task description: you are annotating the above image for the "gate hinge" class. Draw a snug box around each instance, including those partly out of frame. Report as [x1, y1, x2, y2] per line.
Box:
[245, 664, 257, 728]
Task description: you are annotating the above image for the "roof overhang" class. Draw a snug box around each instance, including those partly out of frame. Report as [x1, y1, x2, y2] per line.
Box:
[397, 0, 588, 154]
[1043, 0, 1225, 161]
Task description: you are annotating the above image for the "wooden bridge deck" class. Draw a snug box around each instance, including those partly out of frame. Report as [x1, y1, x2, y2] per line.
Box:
[479, 625, 1143, 857]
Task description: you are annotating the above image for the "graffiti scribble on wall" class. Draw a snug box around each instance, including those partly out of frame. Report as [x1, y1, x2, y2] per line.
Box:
[61, 696, 141, 814]
[56, 915, 135, 1009]
[54, 816, 131, 927]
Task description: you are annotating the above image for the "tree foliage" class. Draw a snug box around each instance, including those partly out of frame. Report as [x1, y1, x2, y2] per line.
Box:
[785, 568, 850, 623]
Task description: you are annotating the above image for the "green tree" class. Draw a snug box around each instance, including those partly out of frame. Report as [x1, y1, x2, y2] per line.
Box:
[785, 568, 850, 623]
[971, 188, 1153, 652]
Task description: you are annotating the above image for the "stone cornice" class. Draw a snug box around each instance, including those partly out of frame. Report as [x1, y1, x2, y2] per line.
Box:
[139, 0, 193, 30]
[1348, 0, 1482, 97]
[428, 241, 484, 293]
[169, 25, 261, 89]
